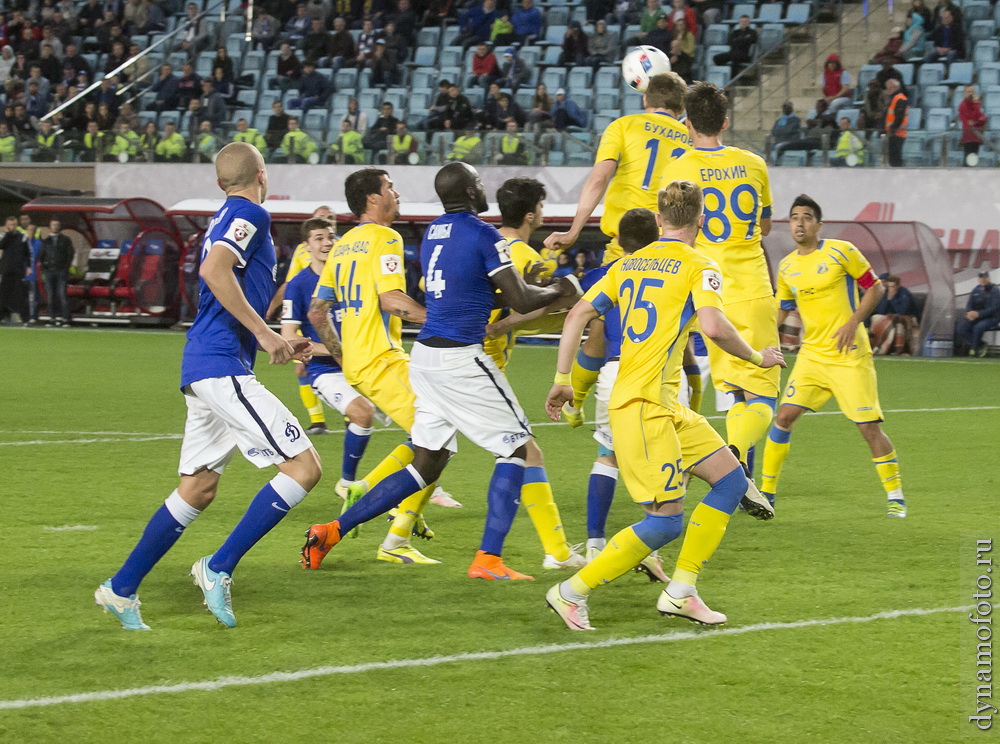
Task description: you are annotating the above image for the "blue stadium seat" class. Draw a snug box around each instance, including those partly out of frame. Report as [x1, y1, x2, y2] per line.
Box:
[918, 63, 945, 86]
[408, 46, 438, 68]
[943, 62, 974, 85]
[330, 92, 352, 114]
[258, 90, 279, 110]
[411, 67, 437, 91]
[519, 46, 542, 68]
[756, 4, 783, 23]
[416, 27, 440, 49]
[778, 150, 808, 166]
[983, 85, 1000, 114]
[963, 1, 991, 23]
[895, 63, 914, 86]
[593, 113, 616, 132]
[838, 108, 860, 127]
[196, 51, 215, 77]
[409, 91, 431, 113]
[856, 64, 880, 93]
[706, 65, 731, 87]
[440, 46, 463, 68]
[226, 34, 244, 57]
[358, 90, 381, 111]
[235, 88, 258, 107]
[595, 89, 620, 110]
[253, 111, 271, 132]
[568, 67, 593, 91]
[920, 85, 949, 109]
[573, 90, 593, 111]
[515, 88, 534, 110]
[784, 3, 812, 24]
[978, 62, 1000, 86]
[595, 66, 619, 91]
[974, 40, 1000, 65]
[901, 134, 930, 166]
[242, 51, 265, 74]
[542, 45, 562, 65]
[728, 3, 755, 21]
[335, 67, 358, 92]
[542, 68, 567, 91]
[441, 25, 460, 47]
[703, 24, 730, 47]
[968, 20, 995, 49]
[546, 6, 570, 25]
[759, 24, 785, 54]
[924, 107, 952, 131]
[304, 110, 328, 131]
[543, 25, 568, 45]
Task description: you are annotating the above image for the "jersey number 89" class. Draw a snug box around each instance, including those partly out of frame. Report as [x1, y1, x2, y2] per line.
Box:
[701, 184, 759, 243]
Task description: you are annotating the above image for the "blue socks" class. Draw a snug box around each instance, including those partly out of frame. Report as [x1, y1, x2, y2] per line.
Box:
[209, 473, 307, 576]
[479, 457, 527, 555]
[586, 462, 619, 539]
[702, 465, 749, 516]
[111, 490, 200, 597]
[342, 423, 373, 482]
[338, 464, 425, 534]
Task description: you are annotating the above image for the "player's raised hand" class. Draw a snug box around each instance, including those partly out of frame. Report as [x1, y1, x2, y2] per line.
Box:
[545, 384, 574, 421]
[832, 322, 859, 353]
[758, 346, 787, 368]
[524, 261, 551, 286]
[257, 328, 296, 364]
[543, 229, 578, 253]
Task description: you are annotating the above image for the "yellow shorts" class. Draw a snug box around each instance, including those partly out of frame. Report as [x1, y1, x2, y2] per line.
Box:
[351, 351, 415, 432]
[609, 400, 726, 505]
[781, 353, 884, 423]
[602, 237, 623, 265]
[706, 296, 781, 398]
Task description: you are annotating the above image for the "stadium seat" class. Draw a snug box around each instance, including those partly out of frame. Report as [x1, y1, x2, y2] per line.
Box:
[974, 40, 1000, 65]
[573, 90, 593, 112]
[706, 65, 731, 88]
[543, 25, 568, 45]
[756, 4, 783, 23]
[901, 134, 930, 166]
[917, 63, 945, 86]
[258, 90, 279, 110]
[195, 51, 215, 77]
[983, 85, 1000, 114]
[542, 68, 567, 91]
[253, 112, 271, 131]
[703, 24, 730, 47]
[235, 88, 257, 107]
[330, 92, 352, 114]
[924, 107, 952, 131]
[920, 85, 949, 109]
[593, 113, 616, 132]
[542, 45, 563, 65]
[943, 62, 974, 86]
[778, 150, 808, 166]
[514, 89, 534, 110]
[784, 3, 812, 24]
[570, 5, 587, 25]
[759, 24, 785, 54]
[963, 1, 991, 23]
[304, 110, 328, 131]
[895, 63, 914, 86]
[415, 27, 440, 49]
[546, 6, 570, 26]
[408, 46, 438, 68]
[519, 46, 542, 69]
[226, 34, 244, 57]
[409, 91, 431, 113]
[242, 51, 266, 74]
[411, 67, 437, 91]
[978, 62, 1000, 87]
[358, 90, 381, 111]
[568, 67, 593, 91]
[856, 64, 880, 94]
[334, 67, 358, 92]
[728, 4, 755, 21]
[440, 46, 463, 68]
[595, 89, 620, 111]
[967, 20, 995, 49]
[838, 108, 860, 127]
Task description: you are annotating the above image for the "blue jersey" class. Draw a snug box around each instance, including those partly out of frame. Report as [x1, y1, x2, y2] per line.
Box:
[417, 211, 512, 345]
[282, 265, 343, 383]
[582, 261, 622, 358]
[181, 197, 276, 388]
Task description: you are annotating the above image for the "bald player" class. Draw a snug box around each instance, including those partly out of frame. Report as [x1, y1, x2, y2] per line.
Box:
[95, 142, 322, 630]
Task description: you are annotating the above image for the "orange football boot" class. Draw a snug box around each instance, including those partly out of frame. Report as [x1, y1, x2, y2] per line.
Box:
[300, 521, 342, 570]
[467, 550, 535, 581]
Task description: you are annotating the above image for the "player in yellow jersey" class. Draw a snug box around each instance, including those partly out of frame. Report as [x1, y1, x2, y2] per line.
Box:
[479, 177, 586, 571]
[543, 181, 783, 631]
[543, 72, 692, 427]
[659, 81, 780, 476]
[301, 169, 441, 567]
[761, 195, 907, 518]
[266, 205, 336, 436]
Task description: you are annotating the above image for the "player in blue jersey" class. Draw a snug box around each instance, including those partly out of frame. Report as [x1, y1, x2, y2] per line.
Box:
[95, 143, 321, 630]
[298, 162, 579, 580]
[281, 216, 376, 499]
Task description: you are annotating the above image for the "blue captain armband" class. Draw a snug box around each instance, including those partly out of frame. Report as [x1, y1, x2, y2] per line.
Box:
[779, 299, 796, 310]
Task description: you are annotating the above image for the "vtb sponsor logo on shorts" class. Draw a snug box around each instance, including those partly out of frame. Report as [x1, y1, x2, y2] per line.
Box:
[502, 431, 529, 444]
[247, 447, 276, 458]
[285, 422, 301, 442]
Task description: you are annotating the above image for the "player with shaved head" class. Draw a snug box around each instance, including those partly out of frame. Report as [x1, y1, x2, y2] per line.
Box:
[95, 141, 322, 630]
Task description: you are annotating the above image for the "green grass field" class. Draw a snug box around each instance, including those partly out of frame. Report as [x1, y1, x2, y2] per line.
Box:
[1, 326, 996, 743]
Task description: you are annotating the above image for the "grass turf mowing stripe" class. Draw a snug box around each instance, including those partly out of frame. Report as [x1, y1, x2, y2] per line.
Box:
[0, 605, 967, 711]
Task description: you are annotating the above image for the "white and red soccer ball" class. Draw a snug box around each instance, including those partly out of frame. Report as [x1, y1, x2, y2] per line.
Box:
[621, 46, 672, 93]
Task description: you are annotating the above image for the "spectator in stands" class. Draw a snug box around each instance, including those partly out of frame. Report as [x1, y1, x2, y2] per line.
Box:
[489, 93, 525, 129]
[633, 0, 665, 43]
[668, 23, 694, 81]
[288, 59, 330, 114]
[38, 218, 73, 326]
[148, 64, 178, 112]
[123, 0, 147, 36]
[16, 27, 39, 61]
[266, 100, 291, 149]
[342, 96, 369, 131]
[772, 98, 837, 164]
[820, 53, 853, 113]
[212, 47, 235, 83]
[767, 103, 801, 163]
[469, 41, 500, 90]
[900, 13, 925, 59]
[870, 275, 920, 355]
[423, 0, 456, 27]
[280, 116, 318, 162]
[872, 27, 905, 66]
[63, 44, 92, 78]
[380, 21, 408, 65]
[367, 40, 400, 86]
[497, 47, 528, 92]
[925, 8, 964, 61]
[115, 102, 139, 131]
[24, 81, 49, 122]
[79, 120, 108, 161]
[27, 65, 52, 100]
[122, 42, 149, 86]
[391, 121, 420, 163]
[253, 11, 281, 51]
[328, 17, 356, 74]
[175, 62, 200, 110]
[443, 82, 474, 130]
[959, 85, 987, 165]
[456, 0, 498, 50]
[285, 4, 313, 44]
[232, 117, 268, 152]
[874, 59, 904, 94]
[0, 46, 13, 85]
[192, 120, 220, 163]
[559, 21, 589, 67]
[884, 78, 908, 167]
[356, 17, 378, 64]
[553, 251, 574, 277]
[198, 78, 226, 129]
[302, 17, 330, 65]
[510, 0, 542, 45]
[179, 3, 209, 55]
[586, 20, 616, 70]
[72, 101, 98, 136]
[422, 79, 452, 133]
[273, 42, 302, 91]
[0, 215, 30, 324]
[363, 101, 401, 158]
[714, 15, 758, 76]
[908, 0, 932, 30]
[489, 11, 514, 43]
[109, 121, 140, 161]
[387, 0, 418, 45]
[526, 81, 553, 131]
[77, 0, 103, 36]
[96, 102, 116, 131]
[957, 271, 1000, 356]
[829, 116, 865, 166]
[448, 128, 483, 163]
[497, 120, 528, 165]
[648, 14, 676, 57]
[154, 120, 186, 161]
[138, 120, 159, 159]
[930, 0, 962, 31]
[31, 119, 61, 162]
[211, 66, 236, 105]
[551, 88, 585, 130]
[477, 82, 504, 128]
[37, 43, 62, 84]
[329, 118, 366, 162]
[667, 0, 698, 37]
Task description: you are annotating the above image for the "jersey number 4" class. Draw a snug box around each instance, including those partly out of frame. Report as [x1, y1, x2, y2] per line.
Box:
[426, 244, 446, 299]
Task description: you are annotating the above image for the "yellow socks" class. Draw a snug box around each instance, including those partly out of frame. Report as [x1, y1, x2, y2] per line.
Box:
[569, 525, 651, 595]
[571, 350, 603, 409]
[672, 503, 732, 588]
[872, 450, 903, 499]
[726, 396, 776, 461]
[359, 442, 415, 490]
[298, 379, 325, 424]
[760, 425, 792, 496]
[521, 467, 569, 562]
[385, 483, 435, 545]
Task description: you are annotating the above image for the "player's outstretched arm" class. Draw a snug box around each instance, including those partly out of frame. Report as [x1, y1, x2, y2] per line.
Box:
[378, 289, 427, 324]
[545, 298, 599, 421]
[200, 243, 300, 364]
[833, 279, 884, 353]
[266, 282, 289, 321]
[543, 159, 617, 253]
[492, 265, 579, 315]
[697, 306, 786, 369]
[307, 297, 344, 363]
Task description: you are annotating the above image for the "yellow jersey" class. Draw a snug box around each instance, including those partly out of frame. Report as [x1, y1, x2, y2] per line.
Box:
[584, 238, 724, 411]
[776, 238, 880, 363]
[596, 112, 692, 242]
[314, 222, 407, 382]
[285, 241, 311, 283]
[660, 145, 773, 305]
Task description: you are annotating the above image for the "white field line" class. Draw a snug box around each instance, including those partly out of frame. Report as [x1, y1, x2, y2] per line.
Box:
[42, 525, 98, 532]
[1, 405, 998, 447]
[0, 605, 966, 711]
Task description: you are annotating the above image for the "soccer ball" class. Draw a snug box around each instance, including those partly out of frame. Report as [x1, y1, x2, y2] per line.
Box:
[621, 46, 672, 93]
